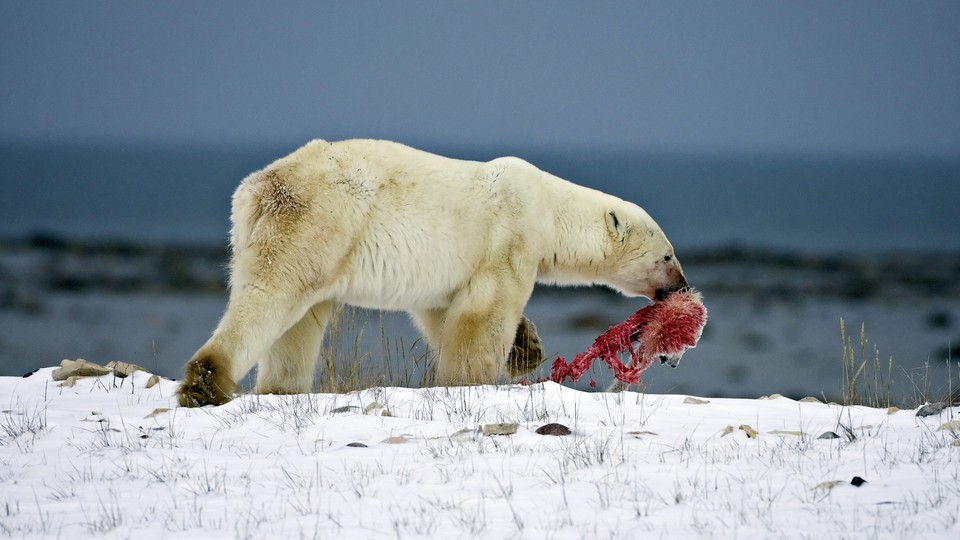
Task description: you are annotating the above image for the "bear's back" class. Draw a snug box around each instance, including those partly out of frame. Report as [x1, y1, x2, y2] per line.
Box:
[263, 140, 548, 309]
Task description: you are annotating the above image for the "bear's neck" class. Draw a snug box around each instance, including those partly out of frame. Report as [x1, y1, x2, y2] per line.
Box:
[537, 183, 612, 287]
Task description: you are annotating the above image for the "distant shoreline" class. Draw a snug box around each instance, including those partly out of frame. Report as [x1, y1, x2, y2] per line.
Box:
[2, 231, 958, 301]
[2, 230, 957, 400]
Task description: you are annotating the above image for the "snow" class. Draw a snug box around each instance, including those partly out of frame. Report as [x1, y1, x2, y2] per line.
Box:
[2, 369, 958, 539]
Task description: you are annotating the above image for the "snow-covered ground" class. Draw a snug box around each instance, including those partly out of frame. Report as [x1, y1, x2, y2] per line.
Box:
[2, 368, 958, 539]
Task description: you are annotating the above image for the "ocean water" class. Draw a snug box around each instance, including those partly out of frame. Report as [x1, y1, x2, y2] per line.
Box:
[2, 142, 958, 252]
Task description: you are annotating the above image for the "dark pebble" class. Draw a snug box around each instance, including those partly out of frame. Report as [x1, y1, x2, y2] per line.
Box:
[916, 403, 946, 417]
[934, 343, 960, 363]
[926, 311, 952, 330]
[536, 423, 572, 436]
[346, 442, 368, 448]
[817, 431, 840, 440]
[850, 476, 867, 487]
[331, 406, 360, 414]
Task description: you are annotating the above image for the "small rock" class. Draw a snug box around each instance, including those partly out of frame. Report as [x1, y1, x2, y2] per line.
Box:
[330, 405, 360, 414]
[800, 396, 821, 403]
[144, 408, 170, 419]
[346, 442, 368, 448]
[936, 420, 960, 432]
[818, 431, 841, 440]
[535, 423, 571, 436]
[916, 402, 946, 417]
[57, 376, 80, 388]
[52, 359, 112, 381]
[145, 375, 162, 389]
[482, 423, 518, 436]
[363, 402, 391, 416]
[627, 430, 658, 437]
[105, 361, 146, 378]
[449, 428, 477, 442]
[850, 476, 867, 487]
[21, 369, 38, 378]
[886, 406, 900, 415]
[739, 425, 758, 439]
[683, 397, 710, 405]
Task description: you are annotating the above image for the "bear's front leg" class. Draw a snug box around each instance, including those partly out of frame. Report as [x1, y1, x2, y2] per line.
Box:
[434, 272, 534, 386]
[435, 313, 520, 385]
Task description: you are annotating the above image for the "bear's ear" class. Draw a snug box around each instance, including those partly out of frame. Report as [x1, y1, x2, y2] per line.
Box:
[606, 210, 626, 241]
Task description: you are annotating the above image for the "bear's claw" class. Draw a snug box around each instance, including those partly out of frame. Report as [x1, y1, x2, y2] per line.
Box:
[507, 316, 545, 377]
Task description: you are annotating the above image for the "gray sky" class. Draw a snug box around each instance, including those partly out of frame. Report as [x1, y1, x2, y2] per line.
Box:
[2, 1, 958, 156]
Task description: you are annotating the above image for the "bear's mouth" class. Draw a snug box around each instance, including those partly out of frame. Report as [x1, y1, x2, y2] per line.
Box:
[655, 285, 690, 301]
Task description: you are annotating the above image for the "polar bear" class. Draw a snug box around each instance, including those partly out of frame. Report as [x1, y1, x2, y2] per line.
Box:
[178, 139, 688, 406]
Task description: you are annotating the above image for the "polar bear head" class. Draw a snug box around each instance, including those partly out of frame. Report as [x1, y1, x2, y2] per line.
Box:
[601, 202, 688, 301]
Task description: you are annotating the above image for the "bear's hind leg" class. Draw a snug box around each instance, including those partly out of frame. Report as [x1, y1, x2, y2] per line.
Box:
[178, 225, 329, 406]
[178, 286, 318, 407]
[256, 301, 333, 395]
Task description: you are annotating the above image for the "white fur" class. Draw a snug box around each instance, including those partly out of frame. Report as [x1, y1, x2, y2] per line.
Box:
[189, 139, 687, 393]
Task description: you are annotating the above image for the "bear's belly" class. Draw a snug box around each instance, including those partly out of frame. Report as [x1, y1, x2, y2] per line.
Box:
[333, 268, 459, 311]
[328, 231, 472, 311]
[336, 287, 451, 311]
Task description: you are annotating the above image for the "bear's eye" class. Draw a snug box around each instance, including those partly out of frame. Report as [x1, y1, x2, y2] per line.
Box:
[663, 255, 672, 263]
